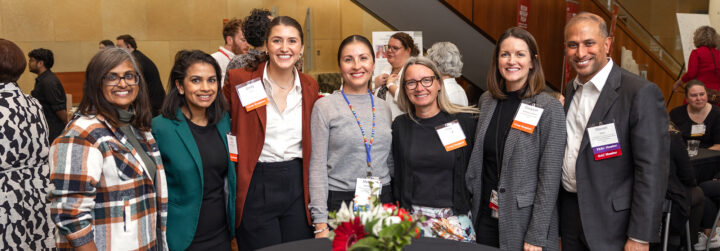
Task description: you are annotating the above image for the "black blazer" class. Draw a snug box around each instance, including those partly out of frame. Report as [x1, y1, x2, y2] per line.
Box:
[391, 112, 476, 213]
[563, 63, 669, 248]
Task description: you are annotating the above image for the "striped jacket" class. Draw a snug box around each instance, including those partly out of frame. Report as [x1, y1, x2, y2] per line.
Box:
[49, 114, 168, 251]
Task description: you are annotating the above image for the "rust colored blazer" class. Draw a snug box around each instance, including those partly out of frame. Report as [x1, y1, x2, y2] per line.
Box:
[222, 62, 319, 228]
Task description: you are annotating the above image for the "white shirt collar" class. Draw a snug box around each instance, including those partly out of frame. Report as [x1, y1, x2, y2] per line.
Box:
[262, 61, 301, 92]
[218, 46, 236, 58]
[573, 59, 614, 92]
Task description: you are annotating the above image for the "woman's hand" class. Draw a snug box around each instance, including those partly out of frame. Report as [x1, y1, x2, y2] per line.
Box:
[524, 242, 542, 251]
[314, 223, 330, 238]
[673, 79, 684, 91]
[374, 73, 390, 89]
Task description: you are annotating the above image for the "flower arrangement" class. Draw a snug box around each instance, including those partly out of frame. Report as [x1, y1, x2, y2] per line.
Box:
[328, 200, 422, 251]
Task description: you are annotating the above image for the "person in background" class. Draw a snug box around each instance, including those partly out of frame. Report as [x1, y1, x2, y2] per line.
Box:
[467, 27, 565, 251]
[153, 50, 236, 251]
[117, 34, 166, 116]
[99, 40, 114, 49]
[49, 47, 168, 251]
[662, 123, 706, 250]
[225, 8, 273, 78]
[309, 35, 393, 238]
[28, 48, 68, 142]
[0, 38, 56, 251]
[670, 80, 720, 150]
[392, 56, 479, 242]
[674, 26, 720, 96]
[223, 16, 318, 250]
[427, 41, 469, 106]
[211, 18, 250, 85]
[374, 32, 420, 119]
[560, 12, 668, 251]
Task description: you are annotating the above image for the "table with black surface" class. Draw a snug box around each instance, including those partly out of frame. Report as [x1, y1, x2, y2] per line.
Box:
[692, 148, 720, 183]
[257, 237, 499, 251]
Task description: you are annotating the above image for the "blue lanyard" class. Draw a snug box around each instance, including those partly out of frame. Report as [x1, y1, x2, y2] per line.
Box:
[340, 90, 376, 174]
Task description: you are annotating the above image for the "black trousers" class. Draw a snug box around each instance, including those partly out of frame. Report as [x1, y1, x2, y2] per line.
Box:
[327, 185, 393, 212]
[475, 209, 499, 248]
[559, 188, 591, 251]
[700, 180, 720, 229]
[236, 159, 312, 251]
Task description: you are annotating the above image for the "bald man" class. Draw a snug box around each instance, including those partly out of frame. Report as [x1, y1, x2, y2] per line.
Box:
[559, 12, 668, 251]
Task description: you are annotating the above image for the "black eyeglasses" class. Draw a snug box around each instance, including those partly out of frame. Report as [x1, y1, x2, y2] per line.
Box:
[103, 72, 139, 86]
[386, 45, 403, 52]
[404, 76, 436, 90]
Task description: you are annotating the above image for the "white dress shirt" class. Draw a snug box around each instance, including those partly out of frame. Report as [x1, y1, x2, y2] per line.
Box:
[210, 46, 236, 86]
[562, 59, 614, 192]
[442, 77, 469, 106]
[259, 62, 304, 162]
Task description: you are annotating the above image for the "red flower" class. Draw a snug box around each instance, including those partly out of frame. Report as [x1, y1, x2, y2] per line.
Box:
[397, 208, 412, 221]
[332, 217, 367, 251]
[382, 203, 397, 211]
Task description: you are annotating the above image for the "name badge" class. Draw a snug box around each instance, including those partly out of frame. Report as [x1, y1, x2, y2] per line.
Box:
[435, 120, 467, 151]
[587, 123, 622, 160]
[226, 133, 238, 162]
[489, 189, 499, 219]
[691, 124, 706, 137]
[354, 177, 382, 211]
[511, 103, 544, 134]
[235, 78, 269, 112]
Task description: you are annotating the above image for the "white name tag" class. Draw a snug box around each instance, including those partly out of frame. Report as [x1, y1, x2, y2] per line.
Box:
[587, 123, 622, 160]
[435, 120, 467, 152]
[354, 177, 382, 211]
[511, 103, 544, 134]
[235, 78, 269, 112]
[691, 124, 706, 137]
[226, 133, 238, 162]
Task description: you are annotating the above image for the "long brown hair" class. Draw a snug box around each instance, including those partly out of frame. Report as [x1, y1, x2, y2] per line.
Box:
[77, 48, 152, 131]
[245, 16, 304, 71]
[486, 27, 545, 100]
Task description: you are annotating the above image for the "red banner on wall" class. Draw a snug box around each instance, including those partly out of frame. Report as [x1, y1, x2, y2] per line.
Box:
[561, 0, 579, 92]
[517, 0, 529, 29]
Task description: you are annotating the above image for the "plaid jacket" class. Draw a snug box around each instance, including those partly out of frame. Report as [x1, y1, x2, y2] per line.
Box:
[49, 114, 168, 251]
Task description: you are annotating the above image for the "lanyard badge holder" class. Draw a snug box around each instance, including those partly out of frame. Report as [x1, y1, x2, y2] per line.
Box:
[226, 133, 238, 162]
[341, 90, 382, 211]
[691, 124, 706, 137]
[511, 102, 544, 134]
[235, 78, 269, 112]
[587, 120, 622, 160]
[436, 119, 467, 152]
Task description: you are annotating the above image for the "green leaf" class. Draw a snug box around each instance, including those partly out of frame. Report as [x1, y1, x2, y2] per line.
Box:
[349, 237, 381, 251]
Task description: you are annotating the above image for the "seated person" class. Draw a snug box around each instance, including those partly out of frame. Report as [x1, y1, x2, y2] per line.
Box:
[670, 80, 720, 150]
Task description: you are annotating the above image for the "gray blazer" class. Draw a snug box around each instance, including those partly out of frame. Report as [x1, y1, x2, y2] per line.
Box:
[561, 64, 668, 249]
[466, 91, 566, 250]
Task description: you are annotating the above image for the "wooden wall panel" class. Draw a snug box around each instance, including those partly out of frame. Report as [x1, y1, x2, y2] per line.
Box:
[442, 0, 473, 22]
[444, 0, 680, 109]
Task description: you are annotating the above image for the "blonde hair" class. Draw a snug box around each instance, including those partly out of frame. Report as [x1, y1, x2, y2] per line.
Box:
[396, 56, 479, 122]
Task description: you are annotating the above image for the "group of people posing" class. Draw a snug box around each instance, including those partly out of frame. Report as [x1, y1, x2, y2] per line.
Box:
[2, 8, 707, 251]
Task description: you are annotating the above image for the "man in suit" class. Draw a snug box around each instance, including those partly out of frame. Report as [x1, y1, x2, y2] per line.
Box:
[560, 12, 668, 251]
[116, 34, 165, 116]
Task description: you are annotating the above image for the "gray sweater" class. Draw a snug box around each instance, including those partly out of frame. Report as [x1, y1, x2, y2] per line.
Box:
[309, 91, 393, 223]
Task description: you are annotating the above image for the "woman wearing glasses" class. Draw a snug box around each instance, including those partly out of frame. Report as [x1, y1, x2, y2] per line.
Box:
[374, 32, 420, 119]
[309, 35, 393, 238]
[392, 56, 479, 242]
[466, 27, 565, 250]
[152, 50, 236, 251]
[49, 47, 168, 250]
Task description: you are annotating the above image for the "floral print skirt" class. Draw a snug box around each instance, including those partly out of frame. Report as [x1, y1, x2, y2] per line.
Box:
[411, 205, 476, 242]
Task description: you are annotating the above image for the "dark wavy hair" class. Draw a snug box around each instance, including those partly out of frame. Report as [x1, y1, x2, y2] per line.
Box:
[77, 47, 152, 131]
[390, 32, 420, 56]
[0, 39, 26, 83]
[28, 48, 54, 69]
[116, 34, 137, 49]
[245, 16, 304, 71]
[242, 9, 272, 47]
[160, 50, 227, 126]
[694, 26, 720, 48]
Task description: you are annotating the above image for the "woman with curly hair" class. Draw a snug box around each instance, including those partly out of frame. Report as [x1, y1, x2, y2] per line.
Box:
[675, 26, 720, 100]
[225, 8, 273, 78]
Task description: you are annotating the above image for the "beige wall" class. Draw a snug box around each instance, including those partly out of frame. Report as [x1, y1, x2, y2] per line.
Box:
[0, 0, 391, 93]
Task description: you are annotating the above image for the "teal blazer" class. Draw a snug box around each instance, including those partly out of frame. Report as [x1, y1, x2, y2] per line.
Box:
[152, 109, 236, 251]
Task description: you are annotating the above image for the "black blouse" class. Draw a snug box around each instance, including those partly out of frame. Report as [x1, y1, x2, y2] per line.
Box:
[409, 112, 455, 208]
[669, 104, 720, 148]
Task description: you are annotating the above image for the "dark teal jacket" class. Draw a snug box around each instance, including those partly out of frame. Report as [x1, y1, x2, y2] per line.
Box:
[152, 109, 236, 251]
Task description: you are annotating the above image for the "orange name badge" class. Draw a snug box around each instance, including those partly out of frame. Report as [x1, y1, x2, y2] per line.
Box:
[235, 78, 269, 112]
[226, 133, 238, 162]
[436, 120, 467, 152]
[511, 103, 544, 134]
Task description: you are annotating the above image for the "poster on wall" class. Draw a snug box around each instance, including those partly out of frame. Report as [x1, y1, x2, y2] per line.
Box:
[677, 13, 711, 72]
[372, 31, 423, 83]
[517, 0, 529, 29]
